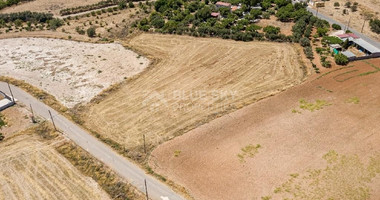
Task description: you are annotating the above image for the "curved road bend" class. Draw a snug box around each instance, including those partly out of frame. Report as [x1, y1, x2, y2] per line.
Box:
[0, 82, 185, 200]
[307, 7, 380, 49]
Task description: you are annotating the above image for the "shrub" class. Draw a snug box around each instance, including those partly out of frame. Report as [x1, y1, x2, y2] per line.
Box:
[334, 2, 340, 7]
[87, 27, 96, 37]
[317, 27, 329, 37]
[369, 19, 380, 34]
[129, 1, 134, 8]
[48, 18, 63, 30]
[300, 37, 310, 47]
[351, 5, 357, 12]
[0, 133, 4, 141]
[304, 46, 314, 59]
[332, 23, 341, 30]
[335, 53, 349, 65]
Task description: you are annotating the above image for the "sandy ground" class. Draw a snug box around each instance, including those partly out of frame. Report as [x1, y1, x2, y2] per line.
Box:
[0, 106, 33, 137]
[316, 0, 380, 42]
[257, 15, 295, 36]
[0, 37, 149, 108]
[150, 58, 380, 200]
[0, 131, 110, 200]
[84, 33, 308, 158]
[0, 0, 102, 16]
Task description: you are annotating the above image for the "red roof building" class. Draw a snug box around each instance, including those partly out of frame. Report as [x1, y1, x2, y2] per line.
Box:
[211, 12, 220, 17]
[216, 1, 231, 7]
[337, 33, 360, 39]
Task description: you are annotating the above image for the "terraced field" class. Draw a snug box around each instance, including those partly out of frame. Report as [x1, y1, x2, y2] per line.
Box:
[84, 34, 308, 155]
[0, 133, 110, 200]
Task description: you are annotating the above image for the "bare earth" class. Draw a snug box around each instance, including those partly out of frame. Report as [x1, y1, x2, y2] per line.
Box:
[0, 37, 149, 108]
[316, 0, 380, 41]
[0, 0, 101, 16]
[0, 106, 32, 137]
[84, 34, 308, 153]
[0, 132, 110, 200]
[150, 58, 380, 200]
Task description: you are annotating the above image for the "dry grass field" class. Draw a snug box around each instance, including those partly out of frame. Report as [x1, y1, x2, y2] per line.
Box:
[83, 33, 308, 158]
[316, 0, 380, 41]
[0, 37, 149, 108]
[150, 58, 380, 200]
[0, 0, 101, 16]
[0, 130, 110, 200]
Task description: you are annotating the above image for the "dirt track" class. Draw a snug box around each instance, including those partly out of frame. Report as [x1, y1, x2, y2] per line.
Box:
[150, 58, 380, 200]
[84, 34, 308, 154]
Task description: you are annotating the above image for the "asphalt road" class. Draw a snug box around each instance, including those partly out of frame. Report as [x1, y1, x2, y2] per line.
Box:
[0, 82, 185, 200]
[307, 7, 380, 49]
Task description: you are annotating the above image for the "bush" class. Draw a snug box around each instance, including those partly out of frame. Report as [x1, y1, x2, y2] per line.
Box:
[369, 19, 380, 34]
[332, 23, 341, 30]
[0, 133, 4, 141]
[335, 53, 349, 65]
[304, 46, 314, 59]
[87, 27, 96, 37]
[334, 2, 340, 7]
[48, 18, 63, 30]
[300, 37, 310, 47]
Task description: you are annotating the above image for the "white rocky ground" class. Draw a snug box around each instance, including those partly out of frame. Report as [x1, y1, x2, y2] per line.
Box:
[0, 38, 149, 108]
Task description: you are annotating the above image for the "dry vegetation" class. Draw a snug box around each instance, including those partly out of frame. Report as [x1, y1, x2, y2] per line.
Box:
[149, 58, 380, 200]
[317, 0, 380, 41]
[82, 33, 308, 162]
[0, 126, 111, 200]
[0, 0, 102, 16]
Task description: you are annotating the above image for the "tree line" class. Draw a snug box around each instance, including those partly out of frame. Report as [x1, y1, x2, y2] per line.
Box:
[0, 0, 33, 10]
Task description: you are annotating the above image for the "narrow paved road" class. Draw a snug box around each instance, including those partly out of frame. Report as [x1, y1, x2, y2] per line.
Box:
[307, 7, 380, 49]
[0, 82, 185, 200]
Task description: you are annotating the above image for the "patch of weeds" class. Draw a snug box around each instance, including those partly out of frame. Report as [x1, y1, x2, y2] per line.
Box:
[261, 196, 272, 200]
[299, 99, 331, 112]
[0, 113, 6, 128]
[266, 150, 380, 200]
[316, 85, 333, 93]
[174, 150, 181, 157]
[291, 109, 301, 114]
[346, 97, 360, 104]
[237, 144, 261, 162]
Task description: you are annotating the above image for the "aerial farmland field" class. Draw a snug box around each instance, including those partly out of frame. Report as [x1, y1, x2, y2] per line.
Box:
[150, 58, 380, 200]
[82, 33, 308, 158]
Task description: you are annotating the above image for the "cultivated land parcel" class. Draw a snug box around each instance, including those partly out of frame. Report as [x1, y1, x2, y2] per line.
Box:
[151, 58, 380, 200]
[83, 33, 308, 158]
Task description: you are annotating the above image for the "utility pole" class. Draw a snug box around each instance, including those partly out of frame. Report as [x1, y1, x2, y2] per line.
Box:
[48, 110, 57, 131]
[347, 16, 351, 31]
[30, 104, 36, 123]
[7, 82, 15, 103]
[144, 179, 149, 200]
[361, 19, 366, 33]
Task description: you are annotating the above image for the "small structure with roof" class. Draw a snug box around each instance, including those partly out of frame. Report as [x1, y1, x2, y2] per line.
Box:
[341, 51, 357, 61]
[211, 12, 220, 18]
[0, 91, 15, 111]
[215, 1, 231, 8]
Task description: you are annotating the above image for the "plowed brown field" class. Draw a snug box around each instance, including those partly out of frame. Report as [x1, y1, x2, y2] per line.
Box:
[150, 58, 380, 200]
[84, 34, 308, 154]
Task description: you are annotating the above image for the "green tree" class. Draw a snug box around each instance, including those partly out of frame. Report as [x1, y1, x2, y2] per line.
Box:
[263, 25, 280, 34]
[334, 2, 340, 7]
[48, 18, 63, 30]
[87, 27, 96, 37]
[300, 37, 310, 47]
[335, 53, 349, 65]
[276, 3, 294, 22]
[369, 19, 380, 34]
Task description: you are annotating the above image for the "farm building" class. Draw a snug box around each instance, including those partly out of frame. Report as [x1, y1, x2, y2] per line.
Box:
[0, 91, 15, 111]
[334, 33, 380, 61]
[309, 0, 325, 7]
